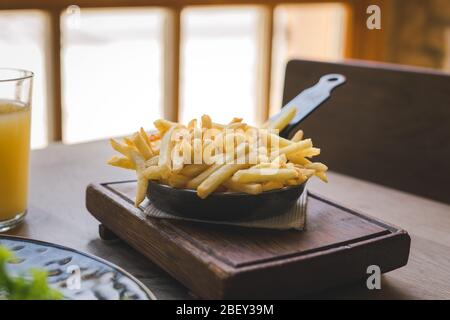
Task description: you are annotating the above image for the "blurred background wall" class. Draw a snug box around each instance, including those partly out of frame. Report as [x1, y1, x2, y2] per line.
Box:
[0, 0, 449, 149]
[387, 0, 450, 69]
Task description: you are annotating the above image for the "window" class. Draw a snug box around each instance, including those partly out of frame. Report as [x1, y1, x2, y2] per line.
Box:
[270, 3, 347, 114]
[0, 10, 48, 149]
[0, 4, 349, 147]
[180, 7, 259, 125]
[61, 8, 163, 144]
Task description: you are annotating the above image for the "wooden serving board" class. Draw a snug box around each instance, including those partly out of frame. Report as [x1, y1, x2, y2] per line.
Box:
[86, 181, 411, 299]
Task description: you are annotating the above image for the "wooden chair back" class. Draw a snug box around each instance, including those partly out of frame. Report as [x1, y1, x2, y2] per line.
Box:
[283, 60, 450, 204]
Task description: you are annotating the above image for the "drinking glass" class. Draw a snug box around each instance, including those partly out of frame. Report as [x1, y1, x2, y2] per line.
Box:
[0, 68, 33, 232]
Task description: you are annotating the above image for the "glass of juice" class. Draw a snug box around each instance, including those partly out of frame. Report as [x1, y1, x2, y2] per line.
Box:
[0, 68, 33, 232]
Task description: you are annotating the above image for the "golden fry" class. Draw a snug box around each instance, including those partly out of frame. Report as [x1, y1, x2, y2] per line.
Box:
[226, 122, 246, 130]
[154, 119, 177, 135]
[123, 137, 135, 147]
[109, 138, 133, 158]
[287, 153, 312, 165]
[223, 180, 262, 195]
[188, 118, 197, 129]
[270, 139, 312, 161]
[158, 125, 178, 178]
[229, 117, 242, 124]
[306, 162, 328, 172]
[232, 168, 298, 184]
[315, 171, 328, 183]
[262, 181, 284, 191]
[148, 133, 160, 141]
[132, 132, 153, 160]
[270, 154, 287, 166]
[211, 122, 225, 130]
[201, 114, 212, 129]
[203, 140, 217, 165]
[145, 155, 159, 167]
[128, 150, 148, 207]
[180, 164, 209, 178]
[151, 139, 161, 153]
[167, 173, 190, 188]
[143, 166, 162, 180]
[295, 167, 315, 178]
[286, 179, 298, 186]
[268, 133, 294, 148]
[250, 162, 275, 169]
[109, 110, 327, 203]
[140, 127, 154, 151]
[291, 130, 304, 142]
[265, 105, 296, 131]
[186, 164, 222, 189]
[197, 163, 250, 199]
[299, 147, 321, 158]
[192, 127, 202, 164]
[107, 156, 136, 170]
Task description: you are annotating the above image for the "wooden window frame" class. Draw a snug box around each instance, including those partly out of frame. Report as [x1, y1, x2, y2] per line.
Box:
[1, 0, 377, 142]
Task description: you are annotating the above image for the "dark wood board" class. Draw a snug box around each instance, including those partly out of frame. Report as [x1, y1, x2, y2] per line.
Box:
[86, 181, 411, 299]
[283, 60, 450, 204]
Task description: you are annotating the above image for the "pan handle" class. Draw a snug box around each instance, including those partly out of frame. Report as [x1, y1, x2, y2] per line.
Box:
[271, 73, 346, 139]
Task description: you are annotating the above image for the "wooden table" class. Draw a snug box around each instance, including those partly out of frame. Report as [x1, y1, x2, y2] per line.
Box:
[5, 140, 450, 299]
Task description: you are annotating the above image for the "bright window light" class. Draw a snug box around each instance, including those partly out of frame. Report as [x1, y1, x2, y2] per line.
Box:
[0, 10, 48, 149]
[180, 7, 259, 125]
[61, 8, 163, 144]
[270, 3, 347, 115]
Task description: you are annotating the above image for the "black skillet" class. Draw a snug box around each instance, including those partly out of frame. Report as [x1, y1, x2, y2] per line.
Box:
[147, 74, 346, 221]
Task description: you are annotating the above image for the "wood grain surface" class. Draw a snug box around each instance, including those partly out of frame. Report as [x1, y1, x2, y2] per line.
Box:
[86, 181, 410, 299]
[4, 139, 450, 299]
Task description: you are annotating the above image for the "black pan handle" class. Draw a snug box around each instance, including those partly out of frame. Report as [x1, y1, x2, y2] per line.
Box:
[270, 74, 346, 139]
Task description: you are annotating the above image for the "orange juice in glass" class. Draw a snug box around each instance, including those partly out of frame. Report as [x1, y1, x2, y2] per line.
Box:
[0, 69, 33, 232]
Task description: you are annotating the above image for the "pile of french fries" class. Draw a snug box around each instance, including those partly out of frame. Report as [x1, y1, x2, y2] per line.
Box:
[108, 108, 328, 207]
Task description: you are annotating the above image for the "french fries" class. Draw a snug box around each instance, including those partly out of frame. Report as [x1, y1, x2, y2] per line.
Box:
[223, 180, 262, 195]
[186, 164, 222, 189]
[145, 155, 159, 167]
[232, 168, 299, 184]
[262, 181, 285, 191]
[158, 125, 178, 178]
[180, 164, 210, 178]
[264, 105, 297, 131]
[291, 130, 304, 142]
[109, 138, 133, 157]
[108, 112, 328, 206]
[128, 149, 148, 207]
[107, 156, 136, 170]
[197, 162, 250, 199]
[132, 132, 153, 160]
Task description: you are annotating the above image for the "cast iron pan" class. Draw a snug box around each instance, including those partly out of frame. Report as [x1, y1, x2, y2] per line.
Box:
[147, 74, 346, 221]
